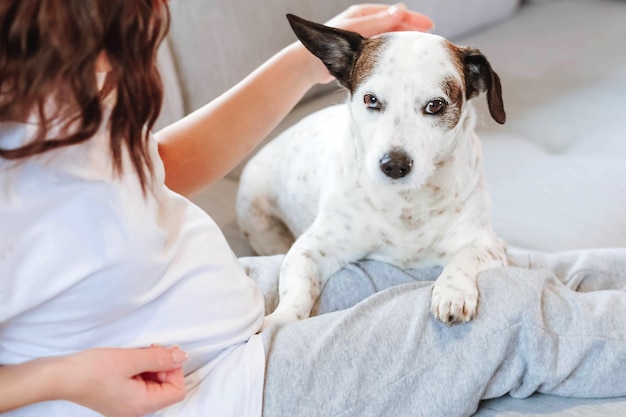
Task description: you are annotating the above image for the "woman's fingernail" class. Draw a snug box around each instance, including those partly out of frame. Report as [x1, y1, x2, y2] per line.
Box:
[157, 371, 168, 382]
[172, 349, 188, 364]
[389, 3, 407, 15]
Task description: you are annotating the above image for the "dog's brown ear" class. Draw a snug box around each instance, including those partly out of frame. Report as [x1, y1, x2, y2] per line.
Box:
[286, 14, 365, 90]
[460, 47, 506, 124]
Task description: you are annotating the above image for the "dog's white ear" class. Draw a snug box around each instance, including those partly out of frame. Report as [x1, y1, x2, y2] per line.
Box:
[287, 14, 365, 90]
[460, 47, 506, 124]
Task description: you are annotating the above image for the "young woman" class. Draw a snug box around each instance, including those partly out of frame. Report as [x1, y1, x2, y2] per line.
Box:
[1, 1, 625, 416]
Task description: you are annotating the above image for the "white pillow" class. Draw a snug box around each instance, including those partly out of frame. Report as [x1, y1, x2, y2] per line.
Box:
[482, 135, 626, 252]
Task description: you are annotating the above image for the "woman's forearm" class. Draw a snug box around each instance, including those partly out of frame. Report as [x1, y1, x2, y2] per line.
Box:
[155, 5, 434, 197]
[155, 42, 323, 196]
[0, 358, 62, 412]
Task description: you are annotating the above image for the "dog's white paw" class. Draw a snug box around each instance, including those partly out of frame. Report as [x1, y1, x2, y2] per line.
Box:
[262, 310, 301, 330]
[430, 277, 478, 325]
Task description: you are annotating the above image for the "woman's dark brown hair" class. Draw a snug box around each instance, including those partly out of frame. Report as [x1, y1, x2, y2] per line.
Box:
[0, 0, 170, 190]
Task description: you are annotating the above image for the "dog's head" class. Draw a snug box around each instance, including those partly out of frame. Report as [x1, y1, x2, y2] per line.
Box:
[287, 14, 505, 190]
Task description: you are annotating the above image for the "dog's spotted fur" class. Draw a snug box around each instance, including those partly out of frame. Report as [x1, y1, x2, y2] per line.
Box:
[237, 15, 507, 327]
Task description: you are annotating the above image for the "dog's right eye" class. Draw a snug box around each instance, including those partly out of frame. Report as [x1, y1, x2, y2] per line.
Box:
[425, 99, 447, 115]
[364, 94, 382, 111]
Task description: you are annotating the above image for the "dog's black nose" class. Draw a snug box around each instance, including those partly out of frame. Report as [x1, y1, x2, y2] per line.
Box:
[380, 150, 413, 179]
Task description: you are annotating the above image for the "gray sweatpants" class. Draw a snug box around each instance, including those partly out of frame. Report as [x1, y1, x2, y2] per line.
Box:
[241, 249, 626, 417]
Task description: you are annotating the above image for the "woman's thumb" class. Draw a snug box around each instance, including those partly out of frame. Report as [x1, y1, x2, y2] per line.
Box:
[128, 346, 188, 375]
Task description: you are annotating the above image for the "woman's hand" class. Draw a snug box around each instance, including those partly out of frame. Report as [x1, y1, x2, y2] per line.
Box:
[57, 346, 187, 417]
[326, 3, 434, 36]
[1, 345, 187, 416]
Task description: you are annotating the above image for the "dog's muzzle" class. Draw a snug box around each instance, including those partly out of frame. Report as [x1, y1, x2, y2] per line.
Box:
[380, 149, 413, 179]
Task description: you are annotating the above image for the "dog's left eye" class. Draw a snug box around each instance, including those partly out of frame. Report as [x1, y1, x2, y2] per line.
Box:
[364, 94, 382, 111]
[425, 99, 447, 115]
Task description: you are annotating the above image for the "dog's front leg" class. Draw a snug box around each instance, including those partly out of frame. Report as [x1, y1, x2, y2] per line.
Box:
[262, 234, 338, 329]
[431, 245, 507, 324]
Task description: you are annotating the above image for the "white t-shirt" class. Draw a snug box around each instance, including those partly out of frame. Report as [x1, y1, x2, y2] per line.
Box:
[0, 116, 266, 416]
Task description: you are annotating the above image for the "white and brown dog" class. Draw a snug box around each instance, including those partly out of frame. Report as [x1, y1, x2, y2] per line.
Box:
[237, 14, 507, 327]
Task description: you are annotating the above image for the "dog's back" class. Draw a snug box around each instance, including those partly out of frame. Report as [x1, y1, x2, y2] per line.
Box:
[237, 104, 350, 255]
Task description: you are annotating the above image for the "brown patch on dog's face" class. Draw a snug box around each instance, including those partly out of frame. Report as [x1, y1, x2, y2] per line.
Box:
[439, 76, 464, 129]
[351, 36, 389, 92]
[436, 42, 467, 129]
[444, 41, 465, 80]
